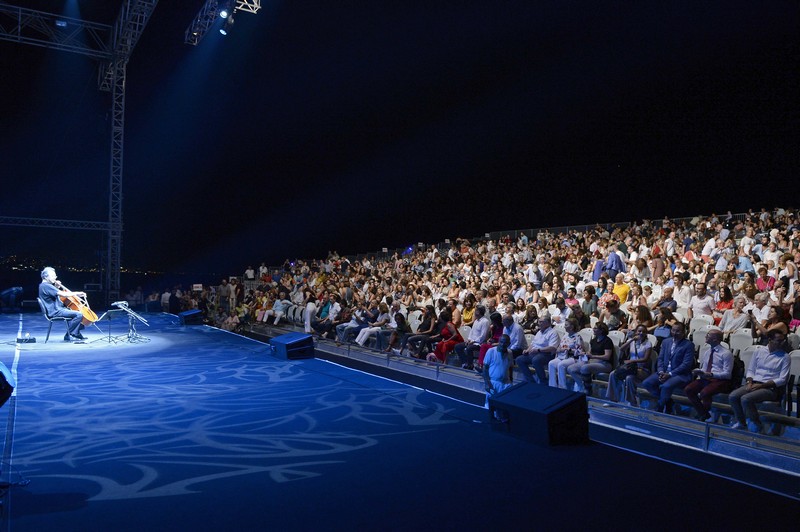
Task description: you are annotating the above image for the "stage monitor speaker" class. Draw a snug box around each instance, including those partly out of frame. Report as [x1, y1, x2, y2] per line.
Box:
[0, 361, 15, 409]
[179, 309, 203, 325]
[488, 382, 589, 446]
[270, 332, 315, 360]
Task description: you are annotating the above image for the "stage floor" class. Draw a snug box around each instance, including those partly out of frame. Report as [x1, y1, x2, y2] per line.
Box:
[1, 313, 797, 531]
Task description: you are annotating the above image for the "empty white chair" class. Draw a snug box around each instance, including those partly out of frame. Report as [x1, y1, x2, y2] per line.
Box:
[608, 330, 627, 346]
[729, 329, 754, 355]
[689, 315, 714, 334]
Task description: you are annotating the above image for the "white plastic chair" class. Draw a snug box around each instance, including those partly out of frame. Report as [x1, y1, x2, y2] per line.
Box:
[608, 330, 626, 346]
[578, 328, 593, 351]
[729, 329, 754, 355]
[689, 315, 714, 334]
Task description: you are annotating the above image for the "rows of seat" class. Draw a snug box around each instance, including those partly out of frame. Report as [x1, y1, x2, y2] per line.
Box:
[256, 301, 800, 433]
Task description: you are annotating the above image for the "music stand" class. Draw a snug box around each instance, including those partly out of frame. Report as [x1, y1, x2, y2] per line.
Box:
[110, 301, 150, 343]
[92, 308, 127, 344]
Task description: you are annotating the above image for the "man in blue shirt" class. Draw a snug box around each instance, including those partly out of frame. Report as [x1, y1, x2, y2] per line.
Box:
[604, 246, 626, 280]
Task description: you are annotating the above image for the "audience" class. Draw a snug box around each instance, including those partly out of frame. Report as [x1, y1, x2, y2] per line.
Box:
[193, 205, 800, 430]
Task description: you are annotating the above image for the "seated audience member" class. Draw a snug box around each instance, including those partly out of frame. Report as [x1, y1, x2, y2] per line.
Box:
[427, 309, 463, 363]
[626, 284, 648, 310]
[222, 310, 239, 332]
[516, 315, 560, 384]
[311, 294, 342, 338]
[336, 300, 372, 344]
[550, 297, 571, 324]
[461, 297, 476, 326]
[687, 282, 715, 319]
[483, 335, 513, 411]
[581, 285, 598, 317]
[683, 328, 734, 421]
[519, 305, 539, 333]
[502, 312, 527, 358]
[455, 305, 490, 370]
[641, 322, 694, 413]
[712, 285, 734, 324]
[755, 266, 776, 293]
[718, 296, 749, 338]
[567, 321, 614, 394]
[405, 305, 437, 358]
[476, 312, 505, 372]
[355, 302, 390, 347]
[651, 286, 678, 316]
[606, 325, 652, 405]
[612, 273, 631, 304]
[376, 301, 403, 350]
[599, 298, 627, 331]
[625, 305, 653, 338]
[564, 287, 580, 307]
[749, 304, 789, 345]
[547, 318, 584, 389]
[263, 291, 291, 325]
[729, 331, 791, 433]
[383, 312, 412, 353]
[568, 303, 590, 330]
[672, 274, 693, 311]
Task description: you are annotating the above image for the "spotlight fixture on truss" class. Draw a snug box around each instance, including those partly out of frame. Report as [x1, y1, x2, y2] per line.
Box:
[184, 0, 261, 45]
[219, 11, 234, 35]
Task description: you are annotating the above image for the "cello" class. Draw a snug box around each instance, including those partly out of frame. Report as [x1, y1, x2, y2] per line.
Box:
[55, 280, 99, 326]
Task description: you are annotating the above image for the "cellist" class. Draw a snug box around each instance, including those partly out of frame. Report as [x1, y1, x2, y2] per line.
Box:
[39, 266, 88, 341]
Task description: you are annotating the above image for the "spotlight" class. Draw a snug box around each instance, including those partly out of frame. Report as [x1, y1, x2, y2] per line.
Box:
[219, 13, 235, 35]
[220, 9, 229, 19]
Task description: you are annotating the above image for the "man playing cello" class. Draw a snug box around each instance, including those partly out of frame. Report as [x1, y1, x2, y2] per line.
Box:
[39, 266, 88, 341]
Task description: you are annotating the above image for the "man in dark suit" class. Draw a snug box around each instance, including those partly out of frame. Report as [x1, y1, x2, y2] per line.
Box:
[641, 322, 695, 413]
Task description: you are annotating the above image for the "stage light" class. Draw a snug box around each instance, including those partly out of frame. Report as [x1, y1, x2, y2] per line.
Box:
[55, 19, 67, 28]
[185, 1, 261, 45]
[219, 13, 235, 35]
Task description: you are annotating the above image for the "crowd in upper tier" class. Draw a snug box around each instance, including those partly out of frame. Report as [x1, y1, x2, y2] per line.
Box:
[222, 207, 798, 337]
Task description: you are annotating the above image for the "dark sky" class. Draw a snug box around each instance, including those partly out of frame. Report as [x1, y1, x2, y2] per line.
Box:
[1, 1, 797, 275]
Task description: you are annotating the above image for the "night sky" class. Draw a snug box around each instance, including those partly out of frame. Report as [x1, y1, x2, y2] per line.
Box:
[1, 1, 797, 275]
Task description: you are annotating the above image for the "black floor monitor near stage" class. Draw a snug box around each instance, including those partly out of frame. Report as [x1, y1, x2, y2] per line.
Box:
[179, 309, 203, 326]
[489, 382, 589, 445]
[270, 332, 315, 360]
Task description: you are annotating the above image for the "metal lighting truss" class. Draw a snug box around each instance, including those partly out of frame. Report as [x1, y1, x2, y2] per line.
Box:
[0, 2, 112, 59]
[184, 0, 261, 45]
[0, 1, 159, 304]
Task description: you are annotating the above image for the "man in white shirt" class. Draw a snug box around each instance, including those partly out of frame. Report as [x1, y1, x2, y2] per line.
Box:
[729, 331, 791, 433]
[684, 329, 733, 421]
[687, 282, 715, 319]
[455, 305, 489, 370]
[516, 315, 560, 384]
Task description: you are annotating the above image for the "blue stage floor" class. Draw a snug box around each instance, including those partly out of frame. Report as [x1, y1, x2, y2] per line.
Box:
[1, 313, 797, 531]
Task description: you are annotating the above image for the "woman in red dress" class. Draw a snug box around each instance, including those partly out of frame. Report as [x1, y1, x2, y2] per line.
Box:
[427, 310, 463, 363]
